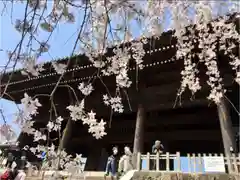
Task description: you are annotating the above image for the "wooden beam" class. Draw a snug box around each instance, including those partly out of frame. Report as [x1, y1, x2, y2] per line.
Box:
[71, 129, 221, 144]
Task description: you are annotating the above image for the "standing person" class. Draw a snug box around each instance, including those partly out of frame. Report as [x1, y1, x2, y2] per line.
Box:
[118, 146, 133, 176]
[14, 168, 26, 180]
[152, 140, 164, 154]
[40, 151, 47, 169]
[152, 140, 164, 170]
[6, 151, 14, 168]
[104, 147, 119, 180]
[20, 151, 26, 170]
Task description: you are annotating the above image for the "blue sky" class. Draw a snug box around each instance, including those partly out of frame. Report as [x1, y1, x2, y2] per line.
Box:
[0, 1, 84, 136]
[0, 1, 151, 137]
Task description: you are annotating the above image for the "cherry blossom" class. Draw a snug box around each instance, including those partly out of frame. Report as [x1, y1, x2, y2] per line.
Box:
[21, 57, 44, 76]
[20, 93, 42, 119]
[1, 1, 239, 177]
[33, 130, 47, 142]
[52, 61, 67, 74]
[176, 16, 239, 104]
[47, 116, 64, 132]
[0, 124, 17, 144]
[67, 100, 85, 121]
[78, 82, 94, 96]
[88, 119, 106, 139]
[103, 94, 124, 113]
[67, 99, 107, 139]
[82, 111, 97, 125]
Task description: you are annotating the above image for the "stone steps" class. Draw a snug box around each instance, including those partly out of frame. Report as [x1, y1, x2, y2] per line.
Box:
[26, 176, 114, 180]
[26, 171, 115, 180]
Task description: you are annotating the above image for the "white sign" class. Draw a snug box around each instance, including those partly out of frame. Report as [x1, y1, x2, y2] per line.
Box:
[203, 156, 225, 173]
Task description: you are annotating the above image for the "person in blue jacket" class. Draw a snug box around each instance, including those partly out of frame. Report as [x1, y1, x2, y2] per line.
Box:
[40, 151, 47, 169]
[104, 146, 118, 180]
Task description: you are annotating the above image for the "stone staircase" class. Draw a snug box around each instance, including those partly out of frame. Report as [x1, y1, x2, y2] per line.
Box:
[25, 171, 120, 180]
[25, 171, 137, 180]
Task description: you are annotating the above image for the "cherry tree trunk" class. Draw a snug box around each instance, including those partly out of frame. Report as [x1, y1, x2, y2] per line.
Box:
[217, 98, 236, 156]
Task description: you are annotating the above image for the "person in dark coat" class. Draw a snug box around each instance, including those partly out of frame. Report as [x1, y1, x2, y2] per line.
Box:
[6, 152, 14, 168]
[152, 140, 164, 170]
[104, 146, 118, 180]
[20, 151, 27, 170]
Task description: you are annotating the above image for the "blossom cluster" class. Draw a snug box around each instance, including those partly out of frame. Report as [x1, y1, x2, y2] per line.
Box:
[176, 17, 240, 104]
[52, 61, 67, 75]
[13, 93, 46, 142]
[103, 94, 124, 113]
[27, 144, 83, 175]
[78, 82, 94, 96]
[67, 100, 106, 139]
[47, 116, 64, 132]
[0, 124, 17, 144]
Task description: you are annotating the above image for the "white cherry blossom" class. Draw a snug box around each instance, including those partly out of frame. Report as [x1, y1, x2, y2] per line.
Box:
[52, 61, 67, 74]
[47, 116, 63, 132]
[67, 100, 85, 121]
[103, 94, 124, 113]
[78, 82, 94, 96]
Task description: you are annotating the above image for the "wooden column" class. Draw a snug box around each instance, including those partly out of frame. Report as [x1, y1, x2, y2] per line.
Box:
[84, 141, 102, 171]
[217, 98, 236, 156]
[133, 104, 145, 168]
[97, 147, 108, 171]
[59, 119, 73, 151]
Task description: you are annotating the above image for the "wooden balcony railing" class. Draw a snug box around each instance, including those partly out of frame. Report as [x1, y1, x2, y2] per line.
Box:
[136, 152, 240, 175]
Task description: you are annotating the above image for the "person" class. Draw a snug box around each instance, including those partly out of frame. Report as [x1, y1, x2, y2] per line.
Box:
[40, 151, 47, 169]
[152, 140, 164, 154]
[6, 152, 14, 168]
[104, 146, 118, 180]
[118, 146, 133, 176]
[152, 140, 164, 170]
[0, 164, 19, 180]
[20, 151, 27, 170]
[13, 169, 26, 180]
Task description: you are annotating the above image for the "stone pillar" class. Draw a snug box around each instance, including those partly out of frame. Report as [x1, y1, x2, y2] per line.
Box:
[133, 104, 145, 168]
[217, 98, 236, 156]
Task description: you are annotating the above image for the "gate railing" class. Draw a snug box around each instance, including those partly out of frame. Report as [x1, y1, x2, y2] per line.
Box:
[136, 152, 240, 175]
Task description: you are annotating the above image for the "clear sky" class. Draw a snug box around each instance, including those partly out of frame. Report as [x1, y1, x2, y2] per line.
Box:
[0, 1, 85, 137]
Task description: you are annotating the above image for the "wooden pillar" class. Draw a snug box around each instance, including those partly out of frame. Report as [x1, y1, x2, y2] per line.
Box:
[133, 104, 145, 153]
[217, 98, 236, 156]
[59, 119, 73, 151]
[85, 141, 102, 171]
[133, 104, 145, 168]
[97, 147, 108, 171]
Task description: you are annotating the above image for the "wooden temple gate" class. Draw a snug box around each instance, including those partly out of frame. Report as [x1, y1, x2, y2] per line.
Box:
[0, 16, 239, 171]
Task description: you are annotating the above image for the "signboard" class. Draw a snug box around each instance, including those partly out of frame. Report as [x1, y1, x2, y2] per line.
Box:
[203, 156, 225, 173]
